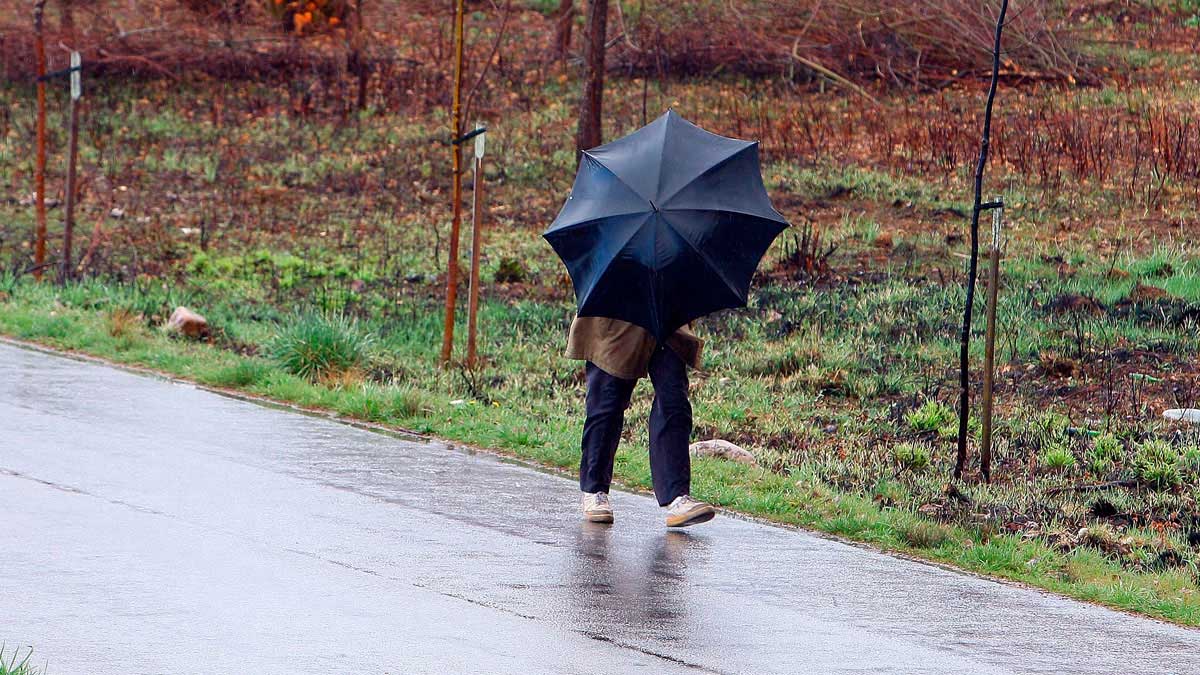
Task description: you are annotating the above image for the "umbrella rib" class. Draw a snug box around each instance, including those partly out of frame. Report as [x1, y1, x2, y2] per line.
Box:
[664, 204, 787, 224]
[575, 211, 656, 309]
[653, 118, 672, 202]
[658, 214, 746, 303]
[582, 150, 656, 205]
[657, 142, 757, 207]
[546, 207, 654, 234]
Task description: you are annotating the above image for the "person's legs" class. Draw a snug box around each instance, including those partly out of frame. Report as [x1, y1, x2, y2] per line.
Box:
[580, 362, 636, 494]
[647, 346, 692, 506]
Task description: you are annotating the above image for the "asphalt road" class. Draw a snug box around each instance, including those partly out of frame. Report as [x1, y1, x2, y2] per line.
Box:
[2, 341, 1199, 674]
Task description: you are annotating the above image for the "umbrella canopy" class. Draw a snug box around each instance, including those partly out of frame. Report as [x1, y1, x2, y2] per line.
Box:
[544, 110, 789, 339]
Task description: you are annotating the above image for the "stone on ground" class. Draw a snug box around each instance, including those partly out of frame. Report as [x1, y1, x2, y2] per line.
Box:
[1163, 409, 1200, 423]
[166, 306, 209, 339]
[689, 439, 756, 465]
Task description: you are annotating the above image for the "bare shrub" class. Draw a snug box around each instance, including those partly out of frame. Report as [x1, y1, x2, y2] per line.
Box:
[613, 0, 1091, 87]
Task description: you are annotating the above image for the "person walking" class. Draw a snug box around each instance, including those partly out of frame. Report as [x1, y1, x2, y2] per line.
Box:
[567, 315, 716, 528]
[545, 112, 788, 528]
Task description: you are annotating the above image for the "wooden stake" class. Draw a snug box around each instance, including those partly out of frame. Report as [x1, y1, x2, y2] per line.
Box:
[60, 51, 81, 284]
[466, 125, 486, 369]
[33, 1, 48, 282]
[980, 199, 1004, 482]
[955, 0, 1008, 479]
[440, 0, 467, 365]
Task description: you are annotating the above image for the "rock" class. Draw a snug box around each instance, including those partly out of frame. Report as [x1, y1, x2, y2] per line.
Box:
[165, 306, 209, 339]
[1163, 409, 1200, 424]
[18, 192, 61, 208]
[689, 439, 757, 466]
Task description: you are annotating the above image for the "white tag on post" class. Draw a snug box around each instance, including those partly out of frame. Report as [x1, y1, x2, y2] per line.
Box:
[70, 51, 81, 100]
[474, 123, 485, 160]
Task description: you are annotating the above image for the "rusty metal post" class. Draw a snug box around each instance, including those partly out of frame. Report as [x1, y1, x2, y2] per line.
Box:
[60, 51, 81, 284]
[33, 1, 48, 281]
[980, 198, 1004, 482]
[466, 124, 486, 369]
[440, 0, 467, 365]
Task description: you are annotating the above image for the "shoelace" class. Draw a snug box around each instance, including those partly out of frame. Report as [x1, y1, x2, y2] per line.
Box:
[593, 493, 610, 507]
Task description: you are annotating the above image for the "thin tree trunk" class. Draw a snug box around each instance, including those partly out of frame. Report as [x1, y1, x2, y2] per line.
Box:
[575, 0, 608, 157]
[60, 0, 76, 46]
[552, 0, 575, 61]
[955, 0, 1009, 479]
[351, 0, 368, 110]
[33, 0, 48, 282]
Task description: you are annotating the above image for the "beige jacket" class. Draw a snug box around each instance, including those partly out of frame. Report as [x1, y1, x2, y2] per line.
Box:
[565, 316, 703, 380]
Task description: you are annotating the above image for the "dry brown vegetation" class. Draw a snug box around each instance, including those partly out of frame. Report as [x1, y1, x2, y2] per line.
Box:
[0, 1, 1096, 88]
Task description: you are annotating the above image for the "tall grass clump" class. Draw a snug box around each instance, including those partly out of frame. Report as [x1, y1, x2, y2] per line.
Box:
[266, 313, 374, 381]
[891, 442, 932, 472]
[0, 645, 43, 675]
[1134, 438, 1182, 489]
[905, 400, 955, 433]
[1040, 442, 1077, 472]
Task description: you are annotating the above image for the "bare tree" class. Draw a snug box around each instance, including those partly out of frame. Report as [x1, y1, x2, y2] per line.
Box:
[955, 0, 1009, 480]
[349, 0, 368, 110]
[552, 0, 575, 61]
[575, 0, 607, 156]
[59, 0, 76, 46]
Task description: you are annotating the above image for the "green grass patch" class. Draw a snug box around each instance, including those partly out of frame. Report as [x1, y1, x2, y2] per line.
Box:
[266, 313, 375, 381]
[0, 646, 44, 675]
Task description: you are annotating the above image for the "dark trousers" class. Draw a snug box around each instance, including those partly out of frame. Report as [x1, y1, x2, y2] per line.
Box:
[580, 346, 692, 506]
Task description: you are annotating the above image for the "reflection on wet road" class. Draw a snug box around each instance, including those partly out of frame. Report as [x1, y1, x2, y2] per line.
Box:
[1, 342, 1198, 674]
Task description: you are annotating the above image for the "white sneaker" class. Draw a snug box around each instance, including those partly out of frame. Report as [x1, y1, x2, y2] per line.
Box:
[582, 491, 614, 523]
[665, 495, 715, 528]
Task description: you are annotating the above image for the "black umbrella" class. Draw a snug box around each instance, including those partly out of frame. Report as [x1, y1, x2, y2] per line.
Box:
[544, 110, 789, 339]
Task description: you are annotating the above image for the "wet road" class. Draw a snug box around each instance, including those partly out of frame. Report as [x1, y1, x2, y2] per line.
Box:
[2, 342, 1199, 674]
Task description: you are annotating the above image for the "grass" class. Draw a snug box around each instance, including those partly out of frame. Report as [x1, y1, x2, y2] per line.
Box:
[891, 442, 932, 473]
[1134, 439, 1185, 488]
[906, 400, 955, 434]
[1040, 443, 1077, 471]
[265, 312, 375, 381]
[0, 646, 43, 675]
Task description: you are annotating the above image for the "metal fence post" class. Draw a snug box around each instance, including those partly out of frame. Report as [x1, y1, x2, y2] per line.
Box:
[60, 51, 82, 283]
[980, 198, 1004, 482]
[466, 124, 486, 369]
